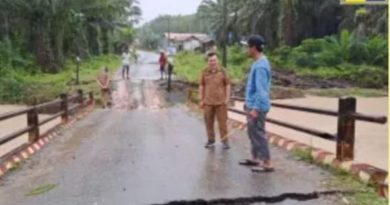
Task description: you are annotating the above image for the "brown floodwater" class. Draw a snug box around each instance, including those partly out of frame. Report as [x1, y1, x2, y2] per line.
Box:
[0, 105, 61, 157]
[229, 96, 388, 170]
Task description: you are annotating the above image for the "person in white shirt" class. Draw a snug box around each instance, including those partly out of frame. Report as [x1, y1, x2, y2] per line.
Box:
[122, 50, 131, 79]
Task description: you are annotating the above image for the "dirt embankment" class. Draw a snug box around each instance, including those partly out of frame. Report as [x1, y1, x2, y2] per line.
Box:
[272, 69, 352, 89]
[171, 68, 387, 100]
[167, 78, 305, 101]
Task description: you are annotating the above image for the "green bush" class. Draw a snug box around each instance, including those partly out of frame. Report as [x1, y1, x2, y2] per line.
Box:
[348, 42, 367, 64]
[226, 45, 252, 82]
[227, 45, 248, 65]
[317, 51, 343, 67]
[174, 47, 252, 84]
[351, 66, 388, 88]
[268, 31, 388, 88]
[295, 38, 324, 54]
[274, 45, 292, 62]
[289, 48, 319, 69]
[174, 52, 206, 83]
[297, 63, 388, 88]
[365, 36, 388, 68]
[0, 76, 25, 103]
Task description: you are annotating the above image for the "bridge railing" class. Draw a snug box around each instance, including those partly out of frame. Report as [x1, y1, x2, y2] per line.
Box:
[230, 96, 387, 162]
[0, 90, 94, 160]
[187, 90, 387, 161]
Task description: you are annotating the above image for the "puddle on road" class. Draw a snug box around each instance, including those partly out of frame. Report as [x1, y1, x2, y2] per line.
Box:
[130, 79, 144, 109]
[111, 79, 169, 111]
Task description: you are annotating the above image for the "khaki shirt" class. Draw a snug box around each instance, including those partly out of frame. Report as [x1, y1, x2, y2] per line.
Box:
[199, 67, 230, 105]
[97, 73, 109, 88]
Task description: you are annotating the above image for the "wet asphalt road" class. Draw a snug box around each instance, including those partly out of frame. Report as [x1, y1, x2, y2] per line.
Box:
[0, 52, 345, 205]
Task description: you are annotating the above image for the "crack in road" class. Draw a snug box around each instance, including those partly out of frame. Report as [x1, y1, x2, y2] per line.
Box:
[152, 190, 355, 205]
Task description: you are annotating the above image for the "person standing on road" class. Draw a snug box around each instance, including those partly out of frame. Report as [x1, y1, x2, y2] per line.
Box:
[122, 49, 131, 79]
[97, 67, 111, 109]
[131, 47, 138, 64]
[239, 35, 274, 172]
[199, 52, 231, 149]
[159, 51, 167, 80]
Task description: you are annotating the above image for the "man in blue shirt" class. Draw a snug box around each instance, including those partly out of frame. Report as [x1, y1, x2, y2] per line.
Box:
[239, 35, 274, 172]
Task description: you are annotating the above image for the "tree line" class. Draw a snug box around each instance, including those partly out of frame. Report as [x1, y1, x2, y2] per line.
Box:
[0, 0, 141, 74]
[197, 0, 387, 48]
[138, 0, 387, 50]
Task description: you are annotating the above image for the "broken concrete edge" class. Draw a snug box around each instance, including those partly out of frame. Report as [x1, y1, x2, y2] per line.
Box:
[226, 118, 388, 199]
[0, 103, 95, 179]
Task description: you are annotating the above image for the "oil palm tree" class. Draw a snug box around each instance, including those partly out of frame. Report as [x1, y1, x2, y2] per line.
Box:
[0, 0, 141, 73]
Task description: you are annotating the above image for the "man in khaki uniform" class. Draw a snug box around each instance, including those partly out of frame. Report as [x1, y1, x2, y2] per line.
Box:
[97, 67, 111, 108]
[199, 52, 231, 149]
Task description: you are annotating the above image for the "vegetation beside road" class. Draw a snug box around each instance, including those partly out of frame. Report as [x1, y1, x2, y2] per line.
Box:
[0, 55, 120, 105]
[293, 149, 388, 205]
[0, 0, 140, 105]
[174, 46, 251, 83]
[305, 88, 388, 98]
[270, 30, 388, 88]
[174, 31, 388, 97]
[140, 0, 388, 97]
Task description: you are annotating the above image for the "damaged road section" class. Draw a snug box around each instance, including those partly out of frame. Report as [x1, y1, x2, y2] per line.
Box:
[153, 190, 355, 205]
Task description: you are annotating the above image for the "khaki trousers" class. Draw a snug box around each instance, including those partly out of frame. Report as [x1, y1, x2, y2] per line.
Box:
[203, 104, 228, 142]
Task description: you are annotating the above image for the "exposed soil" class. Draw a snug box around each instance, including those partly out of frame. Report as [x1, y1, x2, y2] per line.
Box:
[171, 79, 305, 100]
[272, 69, 352, 89]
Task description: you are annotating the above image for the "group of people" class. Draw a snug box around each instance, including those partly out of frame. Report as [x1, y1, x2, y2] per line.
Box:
[97, 49, 171, 109]
[96, 48, 137, 108]
[124, 49, 170, 80]
[199, 35, 274, 172]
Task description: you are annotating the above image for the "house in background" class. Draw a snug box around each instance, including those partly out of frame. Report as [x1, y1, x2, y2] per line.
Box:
[161, 33, 214, 53]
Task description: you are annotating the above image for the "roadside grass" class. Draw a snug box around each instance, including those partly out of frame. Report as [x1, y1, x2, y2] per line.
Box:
[292, 147, 315, 163]
[72, 55, 120, 105]
[26, 183, 57, 196]
[7, 161, 24, 172]
[173, 51, 387, 98]
[174, 50, 251, 84]
[0, 55, 120, 105]
[293, 148, 388, 205]
[305, 88, 388, 98]
[174, 52, 205, 83]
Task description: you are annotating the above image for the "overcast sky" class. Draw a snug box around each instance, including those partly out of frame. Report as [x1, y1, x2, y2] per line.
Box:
[138, 0, 202, 24]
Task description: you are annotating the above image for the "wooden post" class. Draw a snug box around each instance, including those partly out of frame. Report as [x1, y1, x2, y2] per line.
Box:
[89, 91, 94, 105]
[60, 93, 68, 123]
[77, 89, 84, 104]
[187, 89, 192, 104]
[167, 63, 173, 92]
[336, 97, 356, 161]
[76, 57, 80, 85]
[27, 107, 39, 143]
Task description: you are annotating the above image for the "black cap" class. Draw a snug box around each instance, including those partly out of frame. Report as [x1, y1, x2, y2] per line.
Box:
[244, 35, 266, 51]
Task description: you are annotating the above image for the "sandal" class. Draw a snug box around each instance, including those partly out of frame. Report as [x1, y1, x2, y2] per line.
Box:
[239, 159, 259, 166]
[251, 166, 275, 173]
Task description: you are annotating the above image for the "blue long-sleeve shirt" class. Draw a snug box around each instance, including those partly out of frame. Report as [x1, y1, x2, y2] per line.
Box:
[245, 55, 272, 113]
